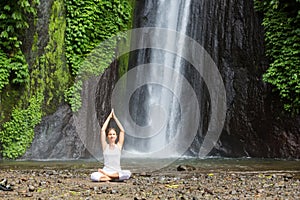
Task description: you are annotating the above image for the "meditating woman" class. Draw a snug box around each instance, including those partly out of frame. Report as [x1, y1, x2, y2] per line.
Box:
[90, 109, 131, 182]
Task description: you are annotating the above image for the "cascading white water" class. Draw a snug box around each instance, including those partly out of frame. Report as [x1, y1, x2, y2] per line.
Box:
[123, 0, 193, 155]
[68, 0, 226, 165]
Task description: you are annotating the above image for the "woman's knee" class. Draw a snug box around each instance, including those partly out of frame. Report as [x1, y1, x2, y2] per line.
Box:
[91, 172, 103, 182]
[119, 170, 131, 180]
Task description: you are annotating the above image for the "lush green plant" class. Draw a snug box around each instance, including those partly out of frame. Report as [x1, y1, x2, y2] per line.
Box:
[64, 80, 83, 112]
[0, 0, 134, 158]
[65, 0, 132, 75]
[0, 0, 41, 159]
[0, 0, 69, 159]
[64, 0, 133, 111]
[0, 51, 10, 90]
[0, 93, 43, 159]
[35, 0, 70, 113]
[254, 0, 300, 114]
[0, 0, 39, 92]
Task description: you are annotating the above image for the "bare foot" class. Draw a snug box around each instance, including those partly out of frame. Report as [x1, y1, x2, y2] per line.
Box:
[100, 175, 112, 182]
[98, 169, 106, 175]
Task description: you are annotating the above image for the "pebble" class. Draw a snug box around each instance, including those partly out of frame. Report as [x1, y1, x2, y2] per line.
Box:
[230, 190, 237, 195]
[28, 185, 35, 192]
[177, 165, 196, 171]
[110, 189, 118, 194]
[25, 192, 33, 197]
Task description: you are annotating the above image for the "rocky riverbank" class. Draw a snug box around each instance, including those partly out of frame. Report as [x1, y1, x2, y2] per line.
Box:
[0, 165, 299, 199]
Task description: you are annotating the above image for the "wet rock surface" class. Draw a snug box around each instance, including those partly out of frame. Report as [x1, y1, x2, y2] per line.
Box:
[0, 167, 299, 199]
[22, 104, 86, 160]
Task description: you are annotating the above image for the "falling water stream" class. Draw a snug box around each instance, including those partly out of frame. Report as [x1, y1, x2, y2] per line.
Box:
[123, 0, 196, 155]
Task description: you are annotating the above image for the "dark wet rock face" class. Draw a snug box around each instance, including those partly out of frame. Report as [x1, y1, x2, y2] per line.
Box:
[95, 60, 119, 127]
[197, 0, 300, 158]
[22, 105, 86, 159]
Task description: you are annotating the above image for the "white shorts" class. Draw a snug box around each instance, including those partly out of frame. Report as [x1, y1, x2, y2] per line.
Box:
[90, 169, 131, 182]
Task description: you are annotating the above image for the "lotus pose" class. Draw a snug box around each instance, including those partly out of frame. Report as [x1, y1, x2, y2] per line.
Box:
[91, 109, 131, 182]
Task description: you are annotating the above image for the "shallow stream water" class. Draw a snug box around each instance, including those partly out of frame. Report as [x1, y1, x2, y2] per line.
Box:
[1, 158, 299, 174]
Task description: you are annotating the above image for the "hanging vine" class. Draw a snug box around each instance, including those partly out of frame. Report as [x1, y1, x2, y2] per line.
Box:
[64, 0, 133, 111]
[0, 0, 39, 91]
[254, 0, 300, 114]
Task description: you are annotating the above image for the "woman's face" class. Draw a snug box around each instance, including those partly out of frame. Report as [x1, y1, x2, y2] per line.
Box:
[107, 129, 117, 143]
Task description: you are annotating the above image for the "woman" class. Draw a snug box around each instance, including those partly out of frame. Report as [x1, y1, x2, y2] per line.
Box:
[90, 109, 131, 182]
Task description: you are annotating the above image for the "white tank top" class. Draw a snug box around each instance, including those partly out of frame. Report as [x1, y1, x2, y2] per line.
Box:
[103, 144, 121, 172]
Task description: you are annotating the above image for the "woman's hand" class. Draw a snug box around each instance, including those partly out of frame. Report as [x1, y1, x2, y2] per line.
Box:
[111, 108, 115, 119]
[109, 109, 114, 119]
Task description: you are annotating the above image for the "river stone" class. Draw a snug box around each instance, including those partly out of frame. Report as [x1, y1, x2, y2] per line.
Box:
[177, 165, 196, 171]
[28, 185, 35, 192]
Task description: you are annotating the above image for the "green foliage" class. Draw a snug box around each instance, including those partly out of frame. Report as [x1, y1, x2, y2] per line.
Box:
[65, 0, 132, 76]
[0, 0, 68, 159]
[36, 0, 69, 113]
[254, 0, 300, 114]
[0, 93, 43, 159]
[0, 51, 10, 90]
[0, 0, 134, 158]
[64, 0, 133, 111]
[64, 80, 83, 112]
[0, 0, 39, 92]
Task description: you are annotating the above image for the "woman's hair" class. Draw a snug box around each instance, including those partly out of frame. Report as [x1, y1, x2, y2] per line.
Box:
[106, 128, 117, 136]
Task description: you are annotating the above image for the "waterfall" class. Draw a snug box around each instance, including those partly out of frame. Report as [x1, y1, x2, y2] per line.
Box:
[121, 0, 197, 156]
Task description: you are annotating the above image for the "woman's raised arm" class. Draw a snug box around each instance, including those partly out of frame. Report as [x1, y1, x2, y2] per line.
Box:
[112, 109, 125, 149]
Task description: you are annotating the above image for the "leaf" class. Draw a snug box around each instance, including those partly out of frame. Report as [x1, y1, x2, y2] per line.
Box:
[0, 31, 8, 38]
[4, 5, 11, 11]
